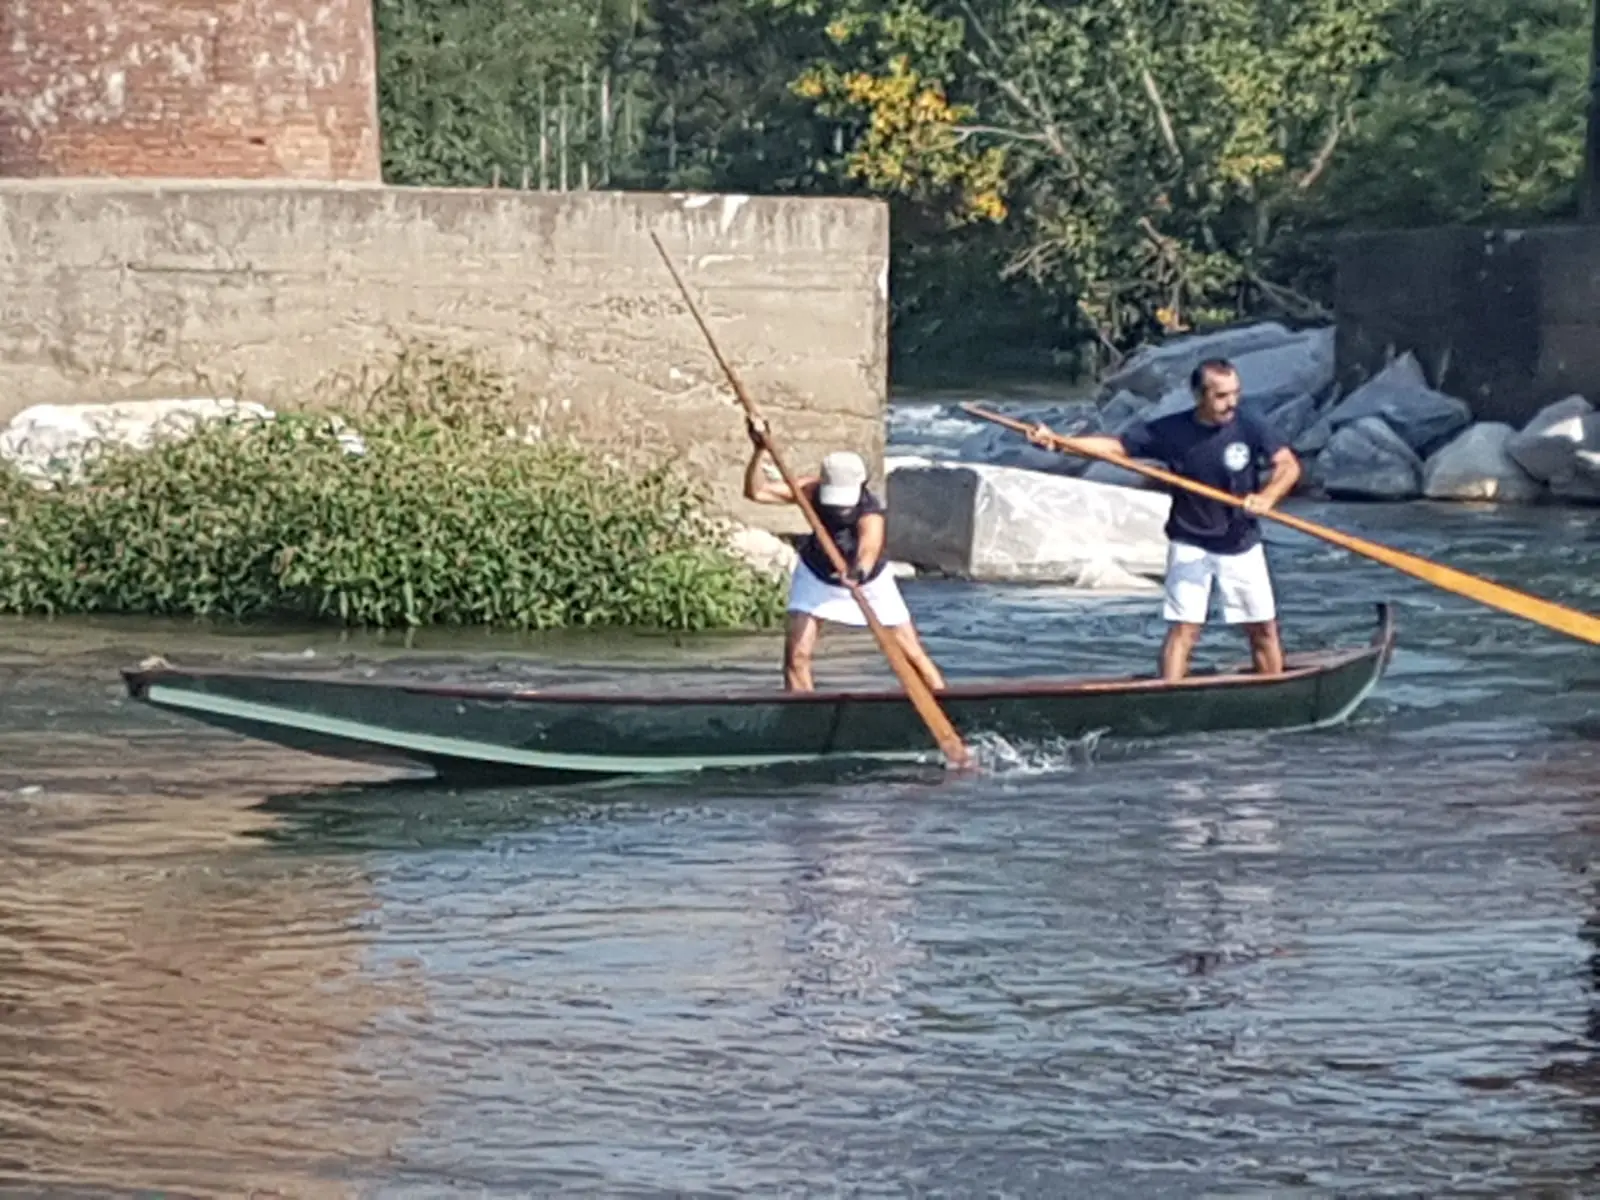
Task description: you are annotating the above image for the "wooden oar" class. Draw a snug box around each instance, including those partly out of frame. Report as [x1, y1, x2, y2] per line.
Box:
[961, 402, 1600, 647]
[651, 232, 973, 767]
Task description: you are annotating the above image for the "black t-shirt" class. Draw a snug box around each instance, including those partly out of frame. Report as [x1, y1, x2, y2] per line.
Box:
[1120, 408, 1287, 554]
[797, 486, 889, 584]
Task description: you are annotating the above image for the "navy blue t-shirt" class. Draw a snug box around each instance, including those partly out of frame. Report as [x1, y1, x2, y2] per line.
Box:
[1119, 407, 1287, 555]
[797, 486, 889, 584]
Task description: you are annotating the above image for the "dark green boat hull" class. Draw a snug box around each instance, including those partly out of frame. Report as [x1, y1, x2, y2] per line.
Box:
[121, 604, 1397, 785]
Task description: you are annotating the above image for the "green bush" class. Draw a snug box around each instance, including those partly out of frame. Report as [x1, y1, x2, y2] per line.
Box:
[0, 353, 787, 632]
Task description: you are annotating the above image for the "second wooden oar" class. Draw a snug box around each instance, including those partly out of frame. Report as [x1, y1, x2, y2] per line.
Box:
[962, 402, 1600, 647]
[651, 232, 974, 767]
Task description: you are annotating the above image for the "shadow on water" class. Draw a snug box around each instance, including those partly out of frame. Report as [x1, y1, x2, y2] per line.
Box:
[244, 756, 961, 855]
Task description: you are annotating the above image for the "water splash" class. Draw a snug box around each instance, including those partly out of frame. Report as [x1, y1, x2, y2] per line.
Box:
[965, 726, 1108, 775]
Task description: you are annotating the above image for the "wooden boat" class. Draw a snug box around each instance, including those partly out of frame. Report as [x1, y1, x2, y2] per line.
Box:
[121, 603, 1396, 785]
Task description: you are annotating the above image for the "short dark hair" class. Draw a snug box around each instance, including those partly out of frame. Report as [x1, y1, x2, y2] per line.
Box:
[1189, 358, 1238, 393]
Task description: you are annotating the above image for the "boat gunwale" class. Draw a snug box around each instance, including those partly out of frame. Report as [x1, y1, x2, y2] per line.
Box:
[120, 604, 1394, 709]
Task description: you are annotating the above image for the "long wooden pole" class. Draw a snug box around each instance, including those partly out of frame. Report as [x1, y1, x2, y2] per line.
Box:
[962, 402, 1600, 646]
[651, 232, 973, 767]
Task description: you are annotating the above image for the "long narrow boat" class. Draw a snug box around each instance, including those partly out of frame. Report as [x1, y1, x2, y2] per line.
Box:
[121, 603, 1397, 785]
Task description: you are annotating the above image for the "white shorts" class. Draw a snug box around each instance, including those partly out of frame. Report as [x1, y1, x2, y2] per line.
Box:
[787, 561, 912, 627]
[1163, 541, 1276, 625]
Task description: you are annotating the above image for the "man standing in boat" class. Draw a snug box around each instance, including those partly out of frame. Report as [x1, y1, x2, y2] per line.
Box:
[742, 419, 947, 694]
[1034, 358, 1301, 681]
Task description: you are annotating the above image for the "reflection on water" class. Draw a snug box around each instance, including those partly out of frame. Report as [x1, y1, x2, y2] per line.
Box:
[0, 498, 1596, 1194]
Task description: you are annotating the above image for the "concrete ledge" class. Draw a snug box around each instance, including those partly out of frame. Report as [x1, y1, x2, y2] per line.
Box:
[0, 182, 890, 533]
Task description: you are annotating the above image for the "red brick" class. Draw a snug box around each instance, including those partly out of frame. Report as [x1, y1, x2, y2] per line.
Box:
[0, 0, 381, 180]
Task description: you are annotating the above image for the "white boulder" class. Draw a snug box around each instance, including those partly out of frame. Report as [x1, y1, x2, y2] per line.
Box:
[1315, 416, 1423, 500]
[1323, 353, 1472, 457]
[1, 398, 277, 484]
[725, 524, 798, 579]
[1507, 396, 1597, 483]
[886, 462, 1169, 587]
[1421, 422, 1543, 503]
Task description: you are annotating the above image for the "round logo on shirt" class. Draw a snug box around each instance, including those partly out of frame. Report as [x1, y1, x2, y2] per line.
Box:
[1223, 441, 1251, 472]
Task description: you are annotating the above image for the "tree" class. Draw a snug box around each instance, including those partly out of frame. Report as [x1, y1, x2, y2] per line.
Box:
[768, 0, 1398, 355]
[1317, 0, 1587, 229]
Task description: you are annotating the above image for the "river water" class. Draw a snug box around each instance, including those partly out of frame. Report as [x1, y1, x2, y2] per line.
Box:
[1, 397, 1598, 1197]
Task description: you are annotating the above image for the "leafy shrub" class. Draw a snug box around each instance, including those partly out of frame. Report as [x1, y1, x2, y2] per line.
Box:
[0, 350, 786, 632]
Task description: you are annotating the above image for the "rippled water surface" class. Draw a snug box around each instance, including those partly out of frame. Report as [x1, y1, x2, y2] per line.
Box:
[2, 426, 1599, 1195]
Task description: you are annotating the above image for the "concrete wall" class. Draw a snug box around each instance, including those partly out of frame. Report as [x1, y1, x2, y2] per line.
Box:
[1333, 223, 1600, 425]
[0, 181, 891, 533]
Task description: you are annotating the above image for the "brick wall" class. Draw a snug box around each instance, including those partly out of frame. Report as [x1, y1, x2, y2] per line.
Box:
[0, 0, 380, 180]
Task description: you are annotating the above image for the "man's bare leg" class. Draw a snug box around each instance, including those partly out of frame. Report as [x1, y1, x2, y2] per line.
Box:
[1244, 620, 1284, 675]
[784, 612, 823, 691]
[1160, 622, 1203, 682]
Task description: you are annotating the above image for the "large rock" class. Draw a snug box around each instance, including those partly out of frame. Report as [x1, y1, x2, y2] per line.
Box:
[724, 524, 798, 579]
[1293, 413, 1335, 457]
[1322, 353, 1472, 458]
[1316, 416, 1423, 500]
[1098, 389, 1155, 435]
[1551, 449, 1600, 503]
[1101, 321, 1298, 401]
[1231, 325, 1336, 409]
[886, 462, 1169, 587]
[1507, 395, 1596, 483]
[1421, 422, 1543, 503]
[0, 398, 280, 484]
[1264, 393, 1320, 445]
[1111, 325, 1334, 444]
[951, 401, 1096, 474]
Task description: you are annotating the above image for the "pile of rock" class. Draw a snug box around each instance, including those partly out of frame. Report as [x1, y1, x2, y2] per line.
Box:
[1068, 321, 1599, 505]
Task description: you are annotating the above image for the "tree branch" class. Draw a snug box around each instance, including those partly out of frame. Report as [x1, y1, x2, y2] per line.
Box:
[1138, 66, 1182, 168]
[1296, 115, 1343, 192]
[952, 123, 1048, 145]
[1248, 270, 1332, 320]
[955, 0, 1074, 166]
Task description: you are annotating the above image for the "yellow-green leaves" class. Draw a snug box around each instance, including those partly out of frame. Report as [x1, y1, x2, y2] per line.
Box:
[771, 0, 1400, 347]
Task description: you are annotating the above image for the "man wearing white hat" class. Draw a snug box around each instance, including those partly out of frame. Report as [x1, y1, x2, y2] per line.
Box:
[742, 419, 946, 693]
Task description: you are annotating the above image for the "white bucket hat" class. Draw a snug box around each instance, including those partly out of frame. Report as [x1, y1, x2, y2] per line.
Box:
[817, 451, 867, 507]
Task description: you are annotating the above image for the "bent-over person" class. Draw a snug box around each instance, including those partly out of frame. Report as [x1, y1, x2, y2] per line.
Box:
[742, 419, 946, 694]
[1038, 357, 1301, 681]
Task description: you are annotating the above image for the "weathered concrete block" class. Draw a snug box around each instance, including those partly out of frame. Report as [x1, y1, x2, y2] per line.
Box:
[886, 462, 1169, 586]
[0, 181, 890, 535]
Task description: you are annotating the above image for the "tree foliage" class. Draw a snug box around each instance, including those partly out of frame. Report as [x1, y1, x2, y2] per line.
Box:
[372, 0, 1591, 371]
[0, 349, 786, 632]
